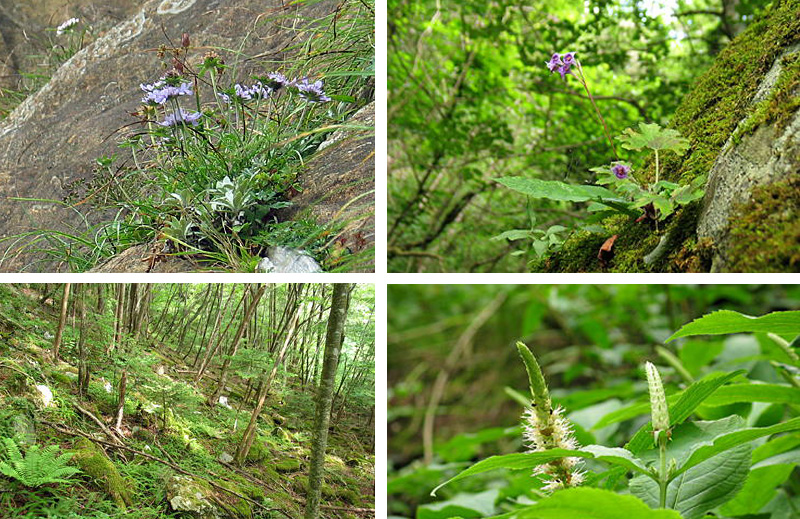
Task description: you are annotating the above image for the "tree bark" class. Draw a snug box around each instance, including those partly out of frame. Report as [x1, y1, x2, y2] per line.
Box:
[305, 283, 353, 519]
[52, 283, 71, 363]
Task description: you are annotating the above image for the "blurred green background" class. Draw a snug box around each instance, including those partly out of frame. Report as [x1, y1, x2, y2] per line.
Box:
[387, 284, 800, 517]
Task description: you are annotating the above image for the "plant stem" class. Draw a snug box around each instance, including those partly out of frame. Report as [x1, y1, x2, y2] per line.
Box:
[655, 149, 660, 186]
[575, 62, 618, 159]
[658, 433, 668, 508]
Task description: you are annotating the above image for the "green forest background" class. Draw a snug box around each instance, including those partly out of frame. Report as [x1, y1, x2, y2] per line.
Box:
[388, 0, 773, 272]
[387, 284, 800, 517]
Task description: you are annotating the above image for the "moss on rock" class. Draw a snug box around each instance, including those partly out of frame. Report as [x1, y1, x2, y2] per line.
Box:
[275, 458, 301, 473]
[725, 177, 800, 272]
[72, 438, 133, 508]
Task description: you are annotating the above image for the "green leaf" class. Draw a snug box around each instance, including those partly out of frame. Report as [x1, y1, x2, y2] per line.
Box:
[431, 447, 652, 496]
[418, 489, 500, 519]
[617, 122, 690, 154]
[627, 371, 745, 453]
[430, 451, 583, 496]
[490, 230, 532, 241]
[494, 177, 616, 203]
[509, 488, 682, 519]
[703, 383, 800, 407]
[667, 310, 800, 342]
[630, 443, 751, 519]
[675, 416, 800, 477]
[719, 464, 795, 516]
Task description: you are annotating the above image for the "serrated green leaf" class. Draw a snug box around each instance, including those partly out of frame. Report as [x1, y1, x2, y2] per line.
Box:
[617, 122, 690, 154]
[675, 417, 800, 477]
[430, 446, 652, 496]
[509, 488, 682, 519]
[430, 451, 583, 496]
[630, 443, 751, 519]
[667, 310, 800, 342]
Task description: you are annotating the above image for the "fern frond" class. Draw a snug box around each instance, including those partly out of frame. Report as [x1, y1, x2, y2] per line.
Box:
[0, 438, 81, 487]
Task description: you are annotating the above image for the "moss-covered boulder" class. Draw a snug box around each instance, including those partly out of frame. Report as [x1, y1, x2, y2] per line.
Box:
[543, 0, 800, 273]
[72, 438, 133, 508]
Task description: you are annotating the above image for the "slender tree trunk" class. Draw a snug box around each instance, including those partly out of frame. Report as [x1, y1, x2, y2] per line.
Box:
[77, 285, 90, 397]
[115, 369, 127, 431]
[305, 283, 352, 519]
[52, 283, 71, 363]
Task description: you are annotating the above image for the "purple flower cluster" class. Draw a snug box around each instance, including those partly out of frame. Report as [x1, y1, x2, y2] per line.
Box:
[159, 108, 202, 127]
[611, 163, 631, 179]
[263, 72, 290, 91]
[218, 81, 271, 104]
[546, 52, 576, 80]
[295, 78, 331, 103]
[141, 80, 193, 105]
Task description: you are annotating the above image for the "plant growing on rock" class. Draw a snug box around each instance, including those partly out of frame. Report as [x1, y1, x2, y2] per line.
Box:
[429, 309, 800, 519]
[494, 51, 704, 262]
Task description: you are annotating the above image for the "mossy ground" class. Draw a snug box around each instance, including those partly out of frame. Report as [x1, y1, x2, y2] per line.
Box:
[539, 0, 800, 272]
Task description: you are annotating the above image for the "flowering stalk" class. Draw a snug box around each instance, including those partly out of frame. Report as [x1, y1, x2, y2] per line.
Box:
[645, 361, 671, 508]
[516, 342, 583, 492]
[546, 52, 618, 159]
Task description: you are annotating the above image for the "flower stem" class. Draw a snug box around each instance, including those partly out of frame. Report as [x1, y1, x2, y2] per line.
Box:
[575, 62, 618, 160]
[658, 433, 668, 508]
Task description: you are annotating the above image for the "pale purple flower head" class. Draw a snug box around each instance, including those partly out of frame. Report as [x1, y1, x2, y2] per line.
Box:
[547, 52, 574, 80]
[159, 108, 202, 127]
[142, 81, 193, 105]
[264, 72, 290, 91]
[558, 64, 572, 80]
[227, 82, 272, 102]
[296, 78, 331, 103]
[562, 52, 576, 65]
[611, 163, 631, 179]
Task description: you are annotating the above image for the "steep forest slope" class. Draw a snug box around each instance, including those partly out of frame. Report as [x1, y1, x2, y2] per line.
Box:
[0, 283, 375, 519]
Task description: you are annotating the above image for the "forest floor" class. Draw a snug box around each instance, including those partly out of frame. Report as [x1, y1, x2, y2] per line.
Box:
[0, 285, 374, 518]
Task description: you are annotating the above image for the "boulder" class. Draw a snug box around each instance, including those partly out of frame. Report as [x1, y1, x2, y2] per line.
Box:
[166, 474, 251, 519]
[0, 0, 357, 272]
[11, 414, 36, 445]
[166, 474, 220, 519]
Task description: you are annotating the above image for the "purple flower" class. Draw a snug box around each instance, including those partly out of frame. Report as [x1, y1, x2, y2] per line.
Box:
[562, 52, 576, 65]
[264, 72, 290, 90]
[142, 81, 193, 105]
[159, 108, 202, 127]
[296, 78, 331, 103]
[558, 63, 572, 80]
[226, 82, 272, 103]
[611, 163, 631, 179]
[546, 53, 561, 73]
[217, 92, 231, 104]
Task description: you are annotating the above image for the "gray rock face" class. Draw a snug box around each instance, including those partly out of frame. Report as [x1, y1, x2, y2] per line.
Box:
[0, 0, 342, 272]
[697, 44, 800, 272]
[278, 101, 375, 271]
[0, 0, 143, 90]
